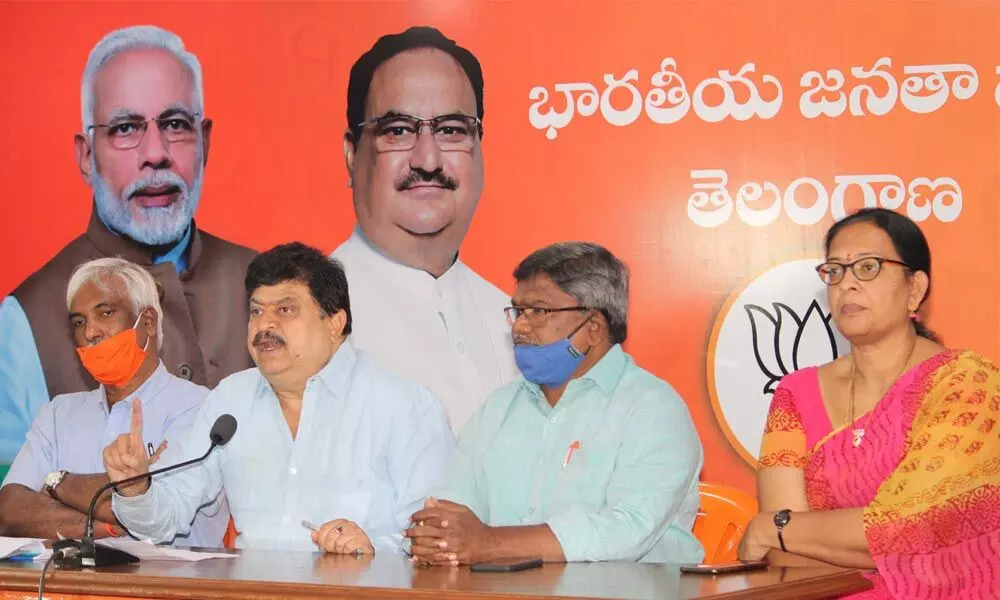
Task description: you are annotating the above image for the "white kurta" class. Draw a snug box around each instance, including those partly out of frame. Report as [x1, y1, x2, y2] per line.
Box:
[332, 229, 518, 430]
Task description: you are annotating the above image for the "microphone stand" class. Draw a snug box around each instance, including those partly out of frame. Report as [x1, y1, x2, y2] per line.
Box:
[54, 442, 220, 569]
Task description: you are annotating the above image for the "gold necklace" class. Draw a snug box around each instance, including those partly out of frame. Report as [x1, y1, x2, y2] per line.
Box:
[847, 339, 918, 448]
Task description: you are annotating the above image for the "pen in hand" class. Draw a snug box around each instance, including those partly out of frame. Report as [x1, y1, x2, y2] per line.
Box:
[302, 519, 343, 534]
[302, 520, 365, 557]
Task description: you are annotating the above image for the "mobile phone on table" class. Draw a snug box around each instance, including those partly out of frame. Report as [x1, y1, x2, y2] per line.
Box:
[679, 560, 768, 575]
[470, 557, 543, 572]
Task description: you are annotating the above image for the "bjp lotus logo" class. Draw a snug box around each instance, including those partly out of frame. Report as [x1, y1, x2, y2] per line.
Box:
[707, 260, 850, 467]
[745, 300, 842, 395]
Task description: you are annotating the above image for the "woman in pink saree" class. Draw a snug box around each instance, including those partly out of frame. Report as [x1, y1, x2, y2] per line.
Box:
[739, 208, 1000, 599]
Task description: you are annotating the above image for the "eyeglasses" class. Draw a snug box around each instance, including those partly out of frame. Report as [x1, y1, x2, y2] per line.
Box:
[88, 113, 201, 150]
[504, 306, 589, 326]
[816, 257, 913, 286]
[357, 113, 482, 152]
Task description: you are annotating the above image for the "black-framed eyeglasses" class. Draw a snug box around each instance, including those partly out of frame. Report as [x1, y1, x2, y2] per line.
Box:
[504, 306, 590, 326]
[357, 113, 482, 152]
[816, 257, 913, 286]
[87, 112, 202, 150]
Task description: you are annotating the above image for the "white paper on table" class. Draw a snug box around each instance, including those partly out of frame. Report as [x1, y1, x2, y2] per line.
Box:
[0, 536, 47, 559]
[96, 538, 236, 561]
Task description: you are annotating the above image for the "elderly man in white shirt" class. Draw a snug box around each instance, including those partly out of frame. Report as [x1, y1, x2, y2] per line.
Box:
[333, 26, 517, 430]
[0, 257, 227, 546]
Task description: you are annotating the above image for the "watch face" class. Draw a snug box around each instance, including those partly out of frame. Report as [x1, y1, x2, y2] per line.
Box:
[44, 470, 64, 489]
[774, 510, 791, 527]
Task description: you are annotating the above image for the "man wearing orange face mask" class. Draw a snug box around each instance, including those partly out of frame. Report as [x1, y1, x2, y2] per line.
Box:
[0, 258, 228, 546]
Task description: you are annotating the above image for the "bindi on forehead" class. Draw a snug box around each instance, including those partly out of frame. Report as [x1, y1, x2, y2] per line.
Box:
[829, 223, 899, 260]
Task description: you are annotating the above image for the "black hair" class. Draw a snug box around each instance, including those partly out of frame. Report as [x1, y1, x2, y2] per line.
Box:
[824, 208, 937, 342]
[245, 242, 352, 335]
[346, 25, 484, 142]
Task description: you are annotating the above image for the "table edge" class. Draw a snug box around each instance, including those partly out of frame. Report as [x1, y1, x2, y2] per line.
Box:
[0, 565, 873, 600]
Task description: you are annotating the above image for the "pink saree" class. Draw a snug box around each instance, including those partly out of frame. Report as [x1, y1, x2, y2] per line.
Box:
[759, 350, 1000, 599]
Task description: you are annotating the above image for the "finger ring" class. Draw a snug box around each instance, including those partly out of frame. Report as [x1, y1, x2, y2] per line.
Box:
[334, 526, 344, 534]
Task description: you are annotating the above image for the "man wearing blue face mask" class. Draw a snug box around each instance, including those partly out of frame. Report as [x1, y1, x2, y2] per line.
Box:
[405, 242, 705, 566]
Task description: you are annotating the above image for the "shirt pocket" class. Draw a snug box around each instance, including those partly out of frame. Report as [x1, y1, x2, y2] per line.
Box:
[557, 442, 619, 509]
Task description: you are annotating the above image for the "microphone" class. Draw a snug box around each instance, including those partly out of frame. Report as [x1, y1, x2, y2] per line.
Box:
[54, 414, 238, 569]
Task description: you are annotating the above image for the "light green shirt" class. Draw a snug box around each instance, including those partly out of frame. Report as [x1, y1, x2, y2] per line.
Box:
[436, 345, 705, 563]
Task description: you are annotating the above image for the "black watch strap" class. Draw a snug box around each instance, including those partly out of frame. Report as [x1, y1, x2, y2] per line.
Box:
[774, 509, 792, 552]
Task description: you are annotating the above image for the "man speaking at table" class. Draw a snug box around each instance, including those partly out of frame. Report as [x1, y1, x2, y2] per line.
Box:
[106, 243, 454, 553]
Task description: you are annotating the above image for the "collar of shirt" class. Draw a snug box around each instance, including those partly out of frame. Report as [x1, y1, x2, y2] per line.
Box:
[151, 224, 193, 273]
[255, 339, 359, 401]
[346, 226, 466, 301]
[518, 344, 629, 412]
[88, 204, 198, 275]
[96, 360, 172, 415]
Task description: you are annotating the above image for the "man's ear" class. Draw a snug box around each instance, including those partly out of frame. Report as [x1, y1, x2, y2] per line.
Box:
[201, 118, 214, 166]
[75, 133, 93, 183]
[141, 308, 158, 348]
[328, 309, 348, 341]
[344, 129, 357, 188]
[587, 312, 608, 345]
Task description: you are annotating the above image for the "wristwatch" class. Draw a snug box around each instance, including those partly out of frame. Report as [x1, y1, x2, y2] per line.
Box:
[42, 470, 68, 499]
[774, 509, 792, 552]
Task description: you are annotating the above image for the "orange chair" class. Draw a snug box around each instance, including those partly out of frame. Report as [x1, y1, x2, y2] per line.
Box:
[222, 516, 238, 549]
[692, 482, 758, 564]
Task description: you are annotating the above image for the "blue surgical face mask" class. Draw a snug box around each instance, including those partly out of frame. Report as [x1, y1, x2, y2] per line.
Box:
[514, 316, 591, 387]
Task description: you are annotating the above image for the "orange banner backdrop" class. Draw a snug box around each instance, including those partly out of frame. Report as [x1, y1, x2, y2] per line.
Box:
[2, 1, 998, 494]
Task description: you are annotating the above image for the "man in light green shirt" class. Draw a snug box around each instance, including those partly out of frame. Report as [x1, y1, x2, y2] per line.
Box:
[405, 242, 704, 565]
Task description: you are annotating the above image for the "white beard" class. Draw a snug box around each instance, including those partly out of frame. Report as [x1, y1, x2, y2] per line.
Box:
[91, 154, 203, 246]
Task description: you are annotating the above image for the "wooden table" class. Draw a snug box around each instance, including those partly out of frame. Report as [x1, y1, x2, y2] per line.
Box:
[0, 550, 872, 600]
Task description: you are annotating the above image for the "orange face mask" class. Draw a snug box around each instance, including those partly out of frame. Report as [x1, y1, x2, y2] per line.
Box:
[76, 313, 149, 387]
